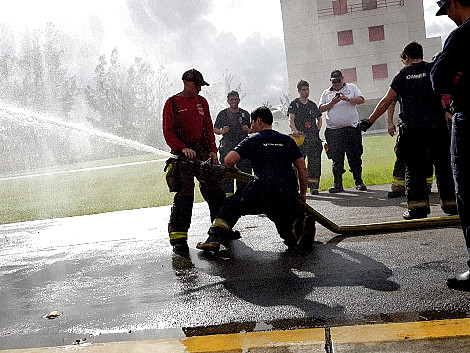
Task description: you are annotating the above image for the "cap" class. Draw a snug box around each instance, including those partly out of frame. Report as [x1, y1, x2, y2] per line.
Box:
[435, 0, 448, 16]
[182, 69, 209, 86]
[330, 70, 343, 80]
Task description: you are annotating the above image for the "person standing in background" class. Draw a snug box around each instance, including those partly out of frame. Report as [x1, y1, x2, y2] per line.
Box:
[319, 70, 366, 193]
[288, 80, 323, 195]
[214, 91, 252, 197]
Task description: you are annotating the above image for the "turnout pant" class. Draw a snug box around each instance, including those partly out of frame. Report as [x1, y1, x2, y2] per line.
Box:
[325, 126, 364, 185]
[391, 146, 433, 192]
[213, 181, 304, 245]
[396, 125, 456, 213]
[219, 146, 252, 196]
[299, 131, 323, 189]
[451, 112, 470, 268]
[168, 154, 225, 243]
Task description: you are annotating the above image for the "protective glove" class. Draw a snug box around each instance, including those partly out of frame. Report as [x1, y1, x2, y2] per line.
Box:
[359, 119, 373, 132]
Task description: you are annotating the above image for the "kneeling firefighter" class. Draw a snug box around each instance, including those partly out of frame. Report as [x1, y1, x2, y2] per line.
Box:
[197, 106, 316, 252]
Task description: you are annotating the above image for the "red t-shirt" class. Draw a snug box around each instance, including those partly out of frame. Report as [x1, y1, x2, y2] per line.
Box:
[163, 95, 217, 153]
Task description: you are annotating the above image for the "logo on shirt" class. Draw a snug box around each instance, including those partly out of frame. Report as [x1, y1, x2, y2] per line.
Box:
[263, 143, 285, 147]
[197, 104, 204, 116]
[406, 73, 427, 80]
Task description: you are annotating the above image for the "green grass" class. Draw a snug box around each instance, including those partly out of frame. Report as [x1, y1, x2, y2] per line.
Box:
[0, 134, 397, 224]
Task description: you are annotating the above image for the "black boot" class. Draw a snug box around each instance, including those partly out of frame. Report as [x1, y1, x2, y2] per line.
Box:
[329, 175, 343, 193]
[447, 270, 470, 291]
[196, 227, 223, 252]
[170, 238, 189, 257]
[297, 215, 316, 250]
[403, 208, 429, 220]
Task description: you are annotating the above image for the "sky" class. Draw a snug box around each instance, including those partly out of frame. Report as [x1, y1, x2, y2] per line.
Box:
[0, 0, 459, 112]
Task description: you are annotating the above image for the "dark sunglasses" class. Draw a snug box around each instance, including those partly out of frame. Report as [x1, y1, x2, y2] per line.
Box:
[331, 78, 342, 84]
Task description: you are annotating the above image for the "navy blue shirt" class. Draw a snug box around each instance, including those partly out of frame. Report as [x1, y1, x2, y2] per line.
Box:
[235, 129, 302, 191]
[390, 61, 445, 129]
[431, 18, 470, 113]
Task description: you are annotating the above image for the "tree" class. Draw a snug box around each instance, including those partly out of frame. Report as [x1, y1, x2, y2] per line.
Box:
[85, 49, 172, 148]
[204, 70, 245, 119]
[0, 23, 78, 117]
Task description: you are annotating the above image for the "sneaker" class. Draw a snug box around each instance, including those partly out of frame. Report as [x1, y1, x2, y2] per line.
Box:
[403, 209, 429, 220]
[387, 190, 405, 198]
[329, 185, 344, 193]
[310, 188, 319, 195]
[196, 231, 221, 252]
[355, 183, 367, 191]
[171, 239, 189, 257]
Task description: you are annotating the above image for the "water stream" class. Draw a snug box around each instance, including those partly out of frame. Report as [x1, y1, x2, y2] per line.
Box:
[0, 103, 170, 157]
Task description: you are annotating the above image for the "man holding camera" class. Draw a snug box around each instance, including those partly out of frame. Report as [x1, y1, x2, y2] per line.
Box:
[319, 70, 366, 193]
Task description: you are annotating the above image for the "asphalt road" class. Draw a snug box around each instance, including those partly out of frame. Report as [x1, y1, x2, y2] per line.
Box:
[1, 185, 469, 350]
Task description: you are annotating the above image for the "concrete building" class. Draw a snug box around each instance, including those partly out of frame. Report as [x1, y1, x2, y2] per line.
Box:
[280, 0, 442, 127]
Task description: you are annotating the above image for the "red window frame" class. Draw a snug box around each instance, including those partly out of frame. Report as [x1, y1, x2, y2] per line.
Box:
[333, 0, 348, 15]
[341, 68, 358, 83]
[337, 30, 354, 46]
[372, 64, 389, 80]
[369, 25, 385, 42]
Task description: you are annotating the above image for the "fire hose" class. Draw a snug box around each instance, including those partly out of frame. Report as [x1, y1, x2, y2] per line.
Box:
[172, 156, 460, 235]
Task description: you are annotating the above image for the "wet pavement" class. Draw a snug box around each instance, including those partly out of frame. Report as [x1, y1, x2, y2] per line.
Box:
[1, 184, 470, 351]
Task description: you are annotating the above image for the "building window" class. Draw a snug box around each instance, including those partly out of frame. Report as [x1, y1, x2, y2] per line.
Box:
[341, 68, 357, 82]
[372, 64, 388, 80]
[337, 30, 353, 46]
[362, 0, 377, 10]
[333, 0, 348, 15]
[369, 25, 385, 42]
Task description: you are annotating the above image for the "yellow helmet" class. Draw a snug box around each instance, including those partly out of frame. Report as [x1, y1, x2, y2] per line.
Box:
[289, 134, 305, 146]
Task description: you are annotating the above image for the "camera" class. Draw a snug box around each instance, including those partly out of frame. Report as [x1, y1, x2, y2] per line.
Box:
[335, 93, 341, 98]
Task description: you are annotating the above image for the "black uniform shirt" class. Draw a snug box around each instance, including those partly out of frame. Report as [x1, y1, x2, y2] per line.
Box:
[431, 18, 470, 113]
[235, 129, 302, 192]
[287, 98, 321, 136]
[390, 61, 445, 129]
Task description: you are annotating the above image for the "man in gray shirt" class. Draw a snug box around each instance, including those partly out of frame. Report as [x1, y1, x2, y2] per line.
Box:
[214, 91, 252, 196]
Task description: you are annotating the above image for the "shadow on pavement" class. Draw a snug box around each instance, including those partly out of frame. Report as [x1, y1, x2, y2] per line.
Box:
[172, 239, 400, 336]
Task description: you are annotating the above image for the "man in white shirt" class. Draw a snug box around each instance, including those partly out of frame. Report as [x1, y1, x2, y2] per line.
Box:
[319, 70, 366, 193]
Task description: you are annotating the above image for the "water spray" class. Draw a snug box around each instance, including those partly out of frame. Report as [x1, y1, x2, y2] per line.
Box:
[0, 103, 171, 157]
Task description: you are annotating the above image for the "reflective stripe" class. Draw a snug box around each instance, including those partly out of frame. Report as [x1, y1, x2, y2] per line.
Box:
[426, 176, 434, 187]
[308, 178, 319, 184]
[391, 177, 405, 190]
[408, 200, 430, 209]
[212, 218, 232, 232]
[225, 193, 234, 197]
[169, 231, 188, 240]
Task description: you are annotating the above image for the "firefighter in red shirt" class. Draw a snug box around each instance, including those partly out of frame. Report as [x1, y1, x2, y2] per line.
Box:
[163, 69, 225, 257]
